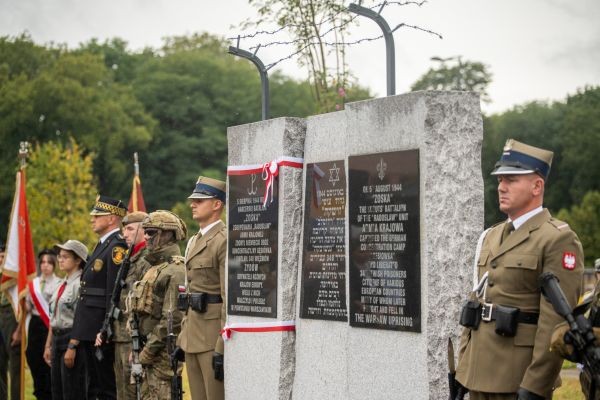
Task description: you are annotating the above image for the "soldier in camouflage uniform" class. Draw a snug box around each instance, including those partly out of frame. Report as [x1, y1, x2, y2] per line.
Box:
[129, 210, 186, 399]
[112, 212, 149, 400]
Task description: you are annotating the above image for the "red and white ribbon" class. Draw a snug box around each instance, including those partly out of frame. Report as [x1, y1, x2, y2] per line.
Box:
[220, 320, 296, 341]
[28, 278, 50, 328]
[227, 156, 304, 207]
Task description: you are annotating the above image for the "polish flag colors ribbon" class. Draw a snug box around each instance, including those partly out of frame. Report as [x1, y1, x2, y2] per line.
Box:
[227, 157, 304, 207]
[28, 278, 50, 328]
[220, 320, 296, 341]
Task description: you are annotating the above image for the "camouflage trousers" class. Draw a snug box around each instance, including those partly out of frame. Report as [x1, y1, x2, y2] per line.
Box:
[141, 349, 177, 400]
[114, 341, 137, 400]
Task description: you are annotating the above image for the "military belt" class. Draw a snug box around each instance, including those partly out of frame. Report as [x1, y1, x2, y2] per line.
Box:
[80, 287, 106, 296]
[481, 303, 539, 325]
[190, 292, 223, 303]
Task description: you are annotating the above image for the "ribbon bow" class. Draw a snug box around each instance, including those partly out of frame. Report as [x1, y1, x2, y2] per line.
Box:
[261, 160, 279, 207]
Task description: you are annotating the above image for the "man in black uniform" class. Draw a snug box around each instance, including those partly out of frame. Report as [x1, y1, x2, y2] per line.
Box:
[70, 195, 128, 400]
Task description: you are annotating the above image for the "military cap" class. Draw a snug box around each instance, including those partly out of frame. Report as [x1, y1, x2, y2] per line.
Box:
[595, 258, 600, 272]
[90, 195, 127, 217]
[54, 240, 89, 262]
[188, 176, 226, 203]
[491, 139, 554, 180]
[122, 211, 148, 225]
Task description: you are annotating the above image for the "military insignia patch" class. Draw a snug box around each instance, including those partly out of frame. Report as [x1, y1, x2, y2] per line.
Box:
[112, 247, 126, 265]
[93, 259, 104, 272]
[562, 252, 576, 270]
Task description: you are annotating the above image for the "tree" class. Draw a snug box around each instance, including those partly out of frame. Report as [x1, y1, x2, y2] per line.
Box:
[557, 191, 600, 267]
[411, 56, 492, 103]
[26, 138, 98, 251]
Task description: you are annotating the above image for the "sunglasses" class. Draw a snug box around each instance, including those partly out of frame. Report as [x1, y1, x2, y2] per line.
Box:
[144, 229, 159, 237]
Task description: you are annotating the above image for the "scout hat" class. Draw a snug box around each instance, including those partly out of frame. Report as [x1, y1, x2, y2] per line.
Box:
[54, 240, 89, 261]
[188, 176, 226, 203]
[595, 258, 600, 273]
[90, 195, 127, 217]
[491, 139, 554, 180]
[122, 211, 148, 226]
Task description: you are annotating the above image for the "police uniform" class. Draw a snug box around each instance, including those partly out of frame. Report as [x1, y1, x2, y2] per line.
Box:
[71, 196, 128, 400]
[113, 212, 150, 400]
[456, 140, 584, 399]
[178, 177, 227, 400]
[129, 211, 186, 400]
[49, 239, 88, 400]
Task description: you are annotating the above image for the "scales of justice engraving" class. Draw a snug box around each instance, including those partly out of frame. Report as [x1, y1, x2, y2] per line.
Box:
[376, 157, 387, 180]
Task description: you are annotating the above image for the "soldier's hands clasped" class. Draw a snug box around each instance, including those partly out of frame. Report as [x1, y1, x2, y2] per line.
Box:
[212, 352, 224, 381]
[170, 346, 185, 363]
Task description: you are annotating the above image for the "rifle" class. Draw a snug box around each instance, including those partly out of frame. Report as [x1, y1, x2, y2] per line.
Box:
[130, 311, 144, 400]
[539, 272, 600, 391]
[167, 308, 184, 400]
[96, 228, 138, 361]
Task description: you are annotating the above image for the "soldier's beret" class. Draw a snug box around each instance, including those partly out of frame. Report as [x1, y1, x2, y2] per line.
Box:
[188, 176, 226, 203]
[491, 139, 553, 180]
[123, 211, 148, 225]
[90, 195, 127, 217]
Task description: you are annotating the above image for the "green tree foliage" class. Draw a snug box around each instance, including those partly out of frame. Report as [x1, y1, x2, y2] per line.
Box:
[26, 138, 98, 251]
[411, 56, 492, 103]
[557, 191, 600, 266]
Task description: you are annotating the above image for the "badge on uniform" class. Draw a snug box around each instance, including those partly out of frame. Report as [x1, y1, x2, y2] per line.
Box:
[112, 247, 126, 265]
[93, 259, 104, 272]
[563, 252, 576, 270]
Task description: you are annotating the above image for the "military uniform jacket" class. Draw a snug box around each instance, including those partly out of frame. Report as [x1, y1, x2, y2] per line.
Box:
[178, 220, 226, 354]
[72, 230, 127, 341]
[113, 245, 150, 343]
[456, 209, 584, 397]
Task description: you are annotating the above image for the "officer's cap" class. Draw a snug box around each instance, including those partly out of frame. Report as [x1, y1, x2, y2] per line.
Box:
[188, 176, 226, 203]
[90, 195, 127, 217]
[123, 211, 148, 226]
[595, 258, 600, 272]
[491, 139, 553, 180]
[54, 240, 88, 262]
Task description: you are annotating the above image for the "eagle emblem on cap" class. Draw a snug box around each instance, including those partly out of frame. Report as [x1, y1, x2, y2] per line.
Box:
[503, 139, 513, 152]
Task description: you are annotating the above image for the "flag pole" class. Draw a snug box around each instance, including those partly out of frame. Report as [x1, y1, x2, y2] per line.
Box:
[17, 142, 29, 400]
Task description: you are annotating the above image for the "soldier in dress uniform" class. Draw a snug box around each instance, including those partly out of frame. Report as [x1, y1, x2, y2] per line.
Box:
[70, 195, 128, 400]
[455, 139, 585, 399]
[128, 210, 186, 399]
[175, 176, 227, 400]
[112, 211, 149, 400]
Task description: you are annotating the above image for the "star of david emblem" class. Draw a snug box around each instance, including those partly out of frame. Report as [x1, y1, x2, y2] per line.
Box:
[376, 158, 387, 181]
[329, 163, 340, 187]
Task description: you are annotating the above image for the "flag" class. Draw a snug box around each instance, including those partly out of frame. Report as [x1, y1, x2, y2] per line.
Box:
[0, 169, 37, 318]
[127, 152, 146, 212]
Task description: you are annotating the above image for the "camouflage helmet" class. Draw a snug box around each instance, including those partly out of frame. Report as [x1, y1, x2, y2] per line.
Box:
[142, 210, 187, 241]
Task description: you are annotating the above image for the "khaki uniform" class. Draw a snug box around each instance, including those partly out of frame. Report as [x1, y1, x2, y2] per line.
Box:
[456, 210, 584, 398]
[130, 243, 184, 400]
[179, 221, 227, 400]
[113, 246, 150, 400]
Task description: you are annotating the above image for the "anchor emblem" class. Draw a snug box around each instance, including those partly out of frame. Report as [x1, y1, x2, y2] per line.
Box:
[247, 174, 258, 195]
[376, 158, 387, 181]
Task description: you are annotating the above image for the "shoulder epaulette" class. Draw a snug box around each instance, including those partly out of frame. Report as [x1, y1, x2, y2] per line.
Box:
[548, 219, 571, 231]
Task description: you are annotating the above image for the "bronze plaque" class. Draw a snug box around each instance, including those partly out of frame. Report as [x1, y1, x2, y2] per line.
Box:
[348, 150, 420, 331]
[227, 173, 278, 318]
[300, 161, 347, 321]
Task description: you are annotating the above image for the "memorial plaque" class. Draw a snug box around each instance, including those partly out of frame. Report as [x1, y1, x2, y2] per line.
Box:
[300, 161, 347, 321]
[348, 150, 420, 331]
[228, 174, 278, 318]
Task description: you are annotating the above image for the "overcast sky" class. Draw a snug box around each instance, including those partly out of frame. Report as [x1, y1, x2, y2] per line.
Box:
[1, 0, 599, 114]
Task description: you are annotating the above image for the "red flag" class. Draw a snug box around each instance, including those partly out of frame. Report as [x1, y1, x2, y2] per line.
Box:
[0, 169, 37, 318]
[127, 174, 146, 212]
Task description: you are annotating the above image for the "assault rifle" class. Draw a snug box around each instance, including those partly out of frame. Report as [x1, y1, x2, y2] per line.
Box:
[539, 272, 600, 390]
[167, 309, 184, 400]
[130, 312, 144, 400]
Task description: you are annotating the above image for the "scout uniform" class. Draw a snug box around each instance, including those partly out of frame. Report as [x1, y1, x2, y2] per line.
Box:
[71, 195, 128, 400]
[113, 212, 150, 400]
[178, 177, 227, 400]
[129, 211, 186, 400]
[456, 140, 584, 399]
[50, 240, 88, 400]
[0, 292, 20, 400]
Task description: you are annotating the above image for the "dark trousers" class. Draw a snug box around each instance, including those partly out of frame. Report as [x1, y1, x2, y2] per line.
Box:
[26, 315, 52, 400]
[51, 331, 86, 400]
[81, 340, 117, 400]
[0, 304, 20, 400]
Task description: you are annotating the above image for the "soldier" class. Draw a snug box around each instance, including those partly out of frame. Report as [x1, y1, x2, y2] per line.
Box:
[455, 139, 584, 399]
[128, 210, 186, 399]
[175, 176, 227, 400]
[112, 212, 149, 400]
[70, 195, 128, 400]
